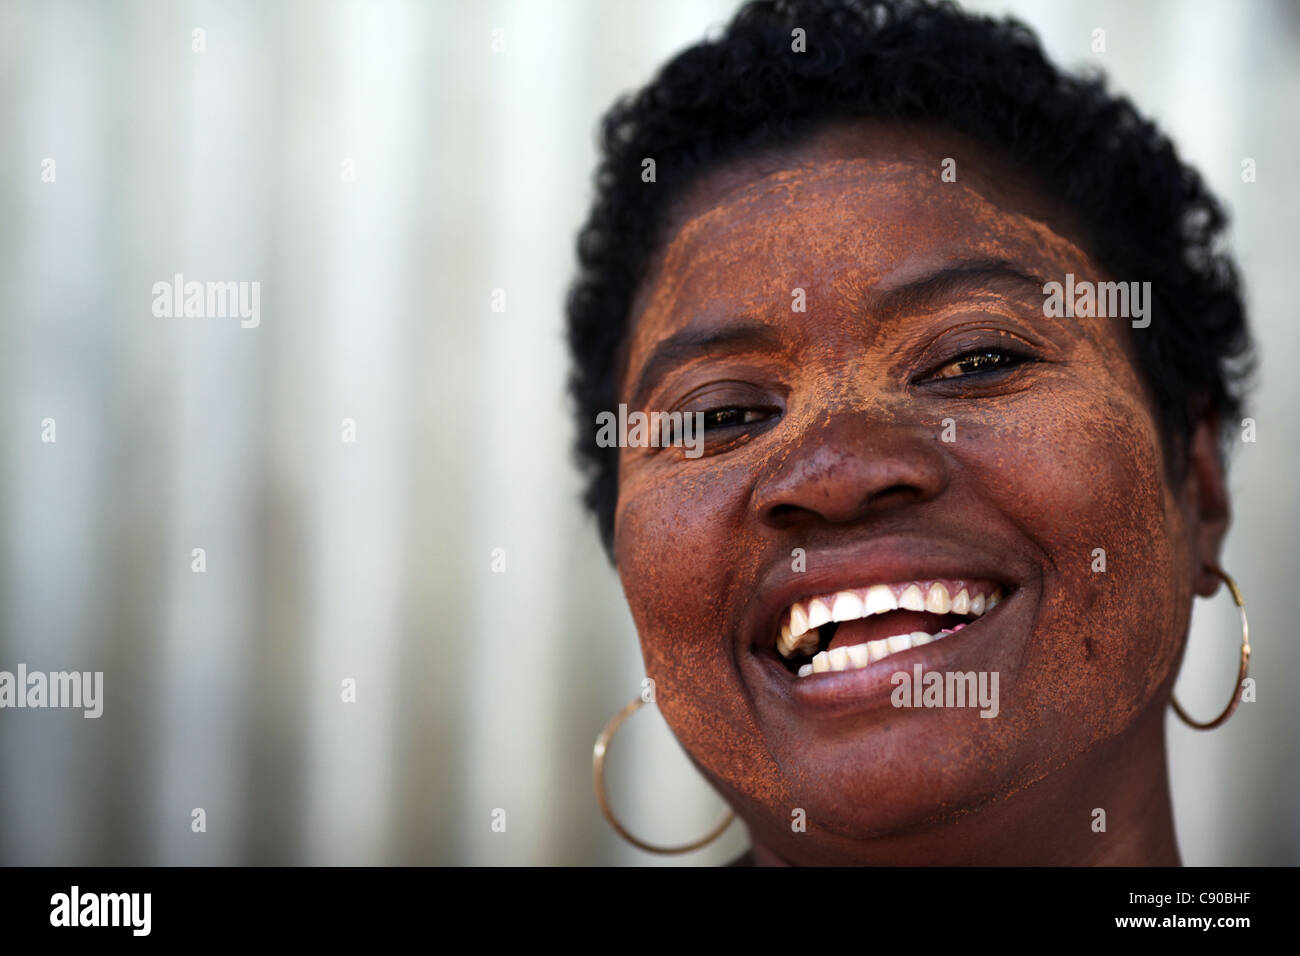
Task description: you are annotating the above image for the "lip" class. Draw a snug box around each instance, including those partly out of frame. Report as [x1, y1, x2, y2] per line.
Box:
[739, 538, 1024, 718]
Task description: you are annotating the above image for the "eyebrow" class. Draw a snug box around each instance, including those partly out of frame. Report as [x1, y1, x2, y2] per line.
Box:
[627, 322, 780, 409]
[625, 259, 1050, 406]
[868, 260, 1050, 314]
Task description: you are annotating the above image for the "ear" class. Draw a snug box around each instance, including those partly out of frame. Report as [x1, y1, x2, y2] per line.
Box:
[1184, 411, 1230, 598]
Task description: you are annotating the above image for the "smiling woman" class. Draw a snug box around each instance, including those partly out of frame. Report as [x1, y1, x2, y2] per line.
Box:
[567, 0, 1253, 866]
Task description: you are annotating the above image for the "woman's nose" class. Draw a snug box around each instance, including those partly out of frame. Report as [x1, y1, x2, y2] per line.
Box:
[750, 411, 949, 528]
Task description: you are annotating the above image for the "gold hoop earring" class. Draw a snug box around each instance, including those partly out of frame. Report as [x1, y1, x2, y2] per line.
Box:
[592, 695, 736, 854]
[1171, 567, 1250, 730]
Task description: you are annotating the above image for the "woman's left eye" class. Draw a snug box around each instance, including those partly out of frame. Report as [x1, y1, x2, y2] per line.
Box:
[929, 349, 1029, 380]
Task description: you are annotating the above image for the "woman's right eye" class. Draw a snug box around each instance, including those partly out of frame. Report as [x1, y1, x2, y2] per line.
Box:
[700, 407, 771, 430]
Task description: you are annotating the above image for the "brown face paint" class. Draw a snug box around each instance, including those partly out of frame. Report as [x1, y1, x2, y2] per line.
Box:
[612, 120, 1203, 865]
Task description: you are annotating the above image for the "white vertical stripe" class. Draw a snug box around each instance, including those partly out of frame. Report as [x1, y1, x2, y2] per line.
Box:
[301, 0, 417, 864]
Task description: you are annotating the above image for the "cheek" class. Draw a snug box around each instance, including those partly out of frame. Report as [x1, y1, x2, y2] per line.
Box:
[613, 450, 762, 651]
[971, 376, 1191, 736]
[613, 459, 790, 808]
[613, 462, 736, 660]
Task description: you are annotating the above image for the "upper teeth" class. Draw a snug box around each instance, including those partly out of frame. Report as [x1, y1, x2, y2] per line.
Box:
[776, 580, 1003, 659]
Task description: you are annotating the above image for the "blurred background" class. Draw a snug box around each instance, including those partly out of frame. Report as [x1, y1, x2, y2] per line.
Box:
[0, 0, 1295, 865]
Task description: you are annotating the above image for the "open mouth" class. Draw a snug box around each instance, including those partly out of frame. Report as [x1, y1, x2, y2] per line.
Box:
[772, 580, 1006, 677]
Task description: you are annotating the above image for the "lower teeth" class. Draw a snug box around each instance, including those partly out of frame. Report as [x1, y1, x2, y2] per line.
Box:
[795, 624, 965, 678]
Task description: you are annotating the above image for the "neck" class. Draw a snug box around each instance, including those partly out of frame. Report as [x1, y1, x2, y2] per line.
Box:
[747, 702, 1181, 866]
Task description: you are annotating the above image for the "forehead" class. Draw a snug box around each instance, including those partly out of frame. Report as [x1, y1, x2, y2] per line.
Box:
[622, 122, 1097, 378]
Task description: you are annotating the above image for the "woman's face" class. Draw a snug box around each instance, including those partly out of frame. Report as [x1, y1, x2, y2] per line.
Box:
[611, 121, 1223, 864]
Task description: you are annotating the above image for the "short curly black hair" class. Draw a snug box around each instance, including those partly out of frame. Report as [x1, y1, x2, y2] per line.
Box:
[566, 0, 1253, 559]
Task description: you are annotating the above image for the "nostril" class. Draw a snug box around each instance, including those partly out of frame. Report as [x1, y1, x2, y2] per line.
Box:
[752, 429, 949, 526]
[761, 483, 924, 526]
[766, 502, 805, 524]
